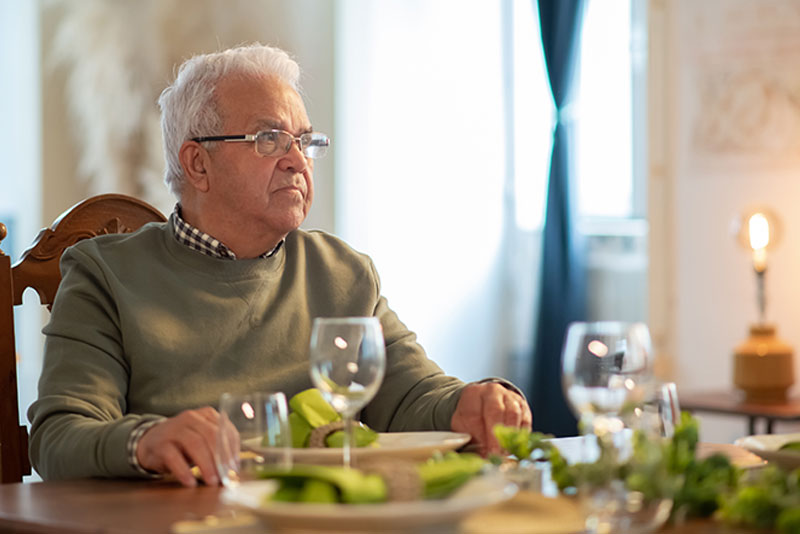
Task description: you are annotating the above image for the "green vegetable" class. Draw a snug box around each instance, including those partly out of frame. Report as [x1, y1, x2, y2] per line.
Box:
[494, 425, 553, 461]
[418, 452, 486, 499]
[777, 507, 800, 534]
[493, 414, 800, 531]
[493, 413, 739, 523]
[287, 412, 313, 448]
[671, 453, 737, 520]
[298, 479, 340, 503]
[717, 466, 800, 531]
[718, 483, 783, 529]
[289, 388, 341, 429]
[666, 411, 699, 474]
[258, 464, 387, 504]
[258, 452, 486, 504]
[271, 481, 303, 502]
[324, 425, 379, 448]
[286, 388, 378, 449]
[780, 441, 800, 452]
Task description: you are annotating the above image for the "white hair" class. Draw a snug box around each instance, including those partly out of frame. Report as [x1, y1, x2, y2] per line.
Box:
[158, 43, 302, 198]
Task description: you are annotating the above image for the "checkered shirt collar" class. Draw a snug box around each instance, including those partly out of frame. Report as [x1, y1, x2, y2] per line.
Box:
[171, 204, 282, 260]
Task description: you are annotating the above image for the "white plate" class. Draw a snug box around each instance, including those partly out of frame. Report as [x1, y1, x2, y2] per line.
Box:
[735, 432, 800, 471]
[222, 473, 518, 533]
[245, 431, 471, 465]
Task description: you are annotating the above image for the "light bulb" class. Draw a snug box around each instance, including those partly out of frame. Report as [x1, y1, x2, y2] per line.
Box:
[748, 213, 770, 251]
[731, 207, 782, 324]
[733, 208, 782, 273]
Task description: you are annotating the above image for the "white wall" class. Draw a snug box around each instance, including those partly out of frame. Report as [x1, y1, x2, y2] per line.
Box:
[652, 0, 800, 442]
[40, 0, 336, 230]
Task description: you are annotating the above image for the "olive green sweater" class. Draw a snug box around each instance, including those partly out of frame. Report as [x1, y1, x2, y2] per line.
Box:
[28, 220, 464, 480]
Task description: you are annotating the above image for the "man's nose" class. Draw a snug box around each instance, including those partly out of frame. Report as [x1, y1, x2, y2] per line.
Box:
[278, 140, 308, 173]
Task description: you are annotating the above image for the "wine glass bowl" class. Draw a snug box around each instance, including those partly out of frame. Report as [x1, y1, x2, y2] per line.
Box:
[561, 321, 653, 434]
[308, 317, 386, 468]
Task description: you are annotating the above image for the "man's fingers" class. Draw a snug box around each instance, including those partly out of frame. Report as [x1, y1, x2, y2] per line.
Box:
[451, 383, 531, 457]
[160, 445, 197, 488]
[520, 400, 533, 430]
[482, 392, 507, 455]
[183, 426, 219, 486]
[502, 395, 523, 429]
[451, 387, 486, 452]
[197, 405, 221, 424]
[136, 407, 224, 486]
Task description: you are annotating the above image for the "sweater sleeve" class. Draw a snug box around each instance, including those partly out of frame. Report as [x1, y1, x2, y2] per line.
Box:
[359, 260, 466, 432]
[27, 243, 161, 480]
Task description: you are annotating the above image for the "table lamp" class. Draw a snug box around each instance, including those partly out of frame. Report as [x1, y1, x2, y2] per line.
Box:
[732, 209, 794, 403]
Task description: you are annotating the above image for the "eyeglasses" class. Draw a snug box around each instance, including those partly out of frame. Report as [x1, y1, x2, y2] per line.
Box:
[191, 129, 330, 159]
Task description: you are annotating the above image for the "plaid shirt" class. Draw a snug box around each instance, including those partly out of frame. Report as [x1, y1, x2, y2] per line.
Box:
[171, 204, 283, 259]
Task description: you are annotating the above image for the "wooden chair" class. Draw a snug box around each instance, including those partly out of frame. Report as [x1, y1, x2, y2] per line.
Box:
[0, 194, 166, 483]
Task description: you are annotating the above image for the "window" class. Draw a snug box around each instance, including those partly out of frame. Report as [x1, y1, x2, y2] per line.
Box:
[335, 0, 508, 381]
[509, 0, 648, 324]
[510, 0, 647, 226]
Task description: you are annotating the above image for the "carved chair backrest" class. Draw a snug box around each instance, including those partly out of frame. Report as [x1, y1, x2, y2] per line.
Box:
[0, 194, 166, 483]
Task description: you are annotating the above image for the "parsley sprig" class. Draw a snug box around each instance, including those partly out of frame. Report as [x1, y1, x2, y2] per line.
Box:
[493, 413, 800, 532]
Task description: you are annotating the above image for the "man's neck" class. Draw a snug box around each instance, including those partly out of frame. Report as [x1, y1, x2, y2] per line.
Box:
[179, 203, 285, 259]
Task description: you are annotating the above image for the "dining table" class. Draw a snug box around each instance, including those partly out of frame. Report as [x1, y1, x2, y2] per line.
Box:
[0, 441, 768, 534]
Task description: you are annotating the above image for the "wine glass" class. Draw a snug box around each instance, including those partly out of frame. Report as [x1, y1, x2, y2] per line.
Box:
[561, 321, 653, 438]
[309, 317, 386, 468]
[628, 381, 681, 439]
[561, 321, 671, 534]
[215, 391, 292, 488]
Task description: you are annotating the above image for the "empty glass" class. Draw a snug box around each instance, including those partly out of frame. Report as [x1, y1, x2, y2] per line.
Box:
[627, 381, 682, 439]
[309, 317, 386, 468]
[215, 392, 292, 488]
[561, 321, 653, 436]
[561, 322, 673, 534]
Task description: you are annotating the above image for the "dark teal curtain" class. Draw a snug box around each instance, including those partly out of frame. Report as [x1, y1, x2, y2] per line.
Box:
[529, 0, 587, 437]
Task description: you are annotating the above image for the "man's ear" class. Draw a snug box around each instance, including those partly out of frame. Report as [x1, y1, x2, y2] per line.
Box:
[178, 141, 211, 193]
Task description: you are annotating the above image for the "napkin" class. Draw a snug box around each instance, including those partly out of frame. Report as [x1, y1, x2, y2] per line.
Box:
[257, 452, 486, 504]
[287, 388, 378, 448]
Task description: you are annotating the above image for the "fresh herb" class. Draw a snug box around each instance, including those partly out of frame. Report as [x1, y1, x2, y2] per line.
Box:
[717, 466, 800, 533]
[493, 412, 800, 531]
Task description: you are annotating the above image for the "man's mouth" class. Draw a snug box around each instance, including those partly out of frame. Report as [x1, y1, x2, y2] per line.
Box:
[275, 186, 304, 197]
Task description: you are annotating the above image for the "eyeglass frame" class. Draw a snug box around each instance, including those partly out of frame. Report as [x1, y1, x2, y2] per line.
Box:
[191, 129, 330, 159]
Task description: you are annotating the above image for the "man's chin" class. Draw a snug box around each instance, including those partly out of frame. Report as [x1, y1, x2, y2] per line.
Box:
[263, 211, 307, 235]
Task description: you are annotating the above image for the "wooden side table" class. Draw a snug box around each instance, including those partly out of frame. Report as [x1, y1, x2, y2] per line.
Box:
[680, 390, 800, 435]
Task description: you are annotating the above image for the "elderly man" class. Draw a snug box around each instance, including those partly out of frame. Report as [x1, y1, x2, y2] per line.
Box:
[28, 43, 531, 487]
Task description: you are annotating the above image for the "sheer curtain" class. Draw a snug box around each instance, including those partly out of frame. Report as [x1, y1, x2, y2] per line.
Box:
[335, 0, 539, 383]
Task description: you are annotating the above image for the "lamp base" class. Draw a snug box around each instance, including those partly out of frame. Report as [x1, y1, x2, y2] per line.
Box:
[733, 323, 794, 404]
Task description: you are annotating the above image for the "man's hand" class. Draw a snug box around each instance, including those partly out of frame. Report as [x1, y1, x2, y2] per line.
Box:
[450, 382, 532, 457]
[136, 407, 222, 487]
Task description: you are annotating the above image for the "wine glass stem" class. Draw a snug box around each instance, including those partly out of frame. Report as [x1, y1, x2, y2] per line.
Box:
[342, 414, 354, 468]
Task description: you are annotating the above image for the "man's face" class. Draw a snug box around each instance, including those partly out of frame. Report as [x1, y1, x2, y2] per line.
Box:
[203, 74, 314, 239]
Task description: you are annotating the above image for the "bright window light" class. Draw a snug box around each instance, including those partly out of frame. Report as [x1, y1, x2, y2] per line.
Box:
[511, 0, 552, 231]
[575, 0, 634, 218]
[512, 0, 636, 227]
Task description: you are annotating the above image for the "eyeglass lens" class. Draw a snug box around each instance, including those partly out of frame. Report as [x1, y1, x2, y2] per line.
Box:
[256, 130, 329, 159]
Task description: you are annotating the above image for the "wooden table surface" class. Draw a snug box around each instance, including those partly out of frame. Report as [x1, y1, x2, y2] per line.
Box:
[0, 478, 747, 534]
[0, 441, 768, 534]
